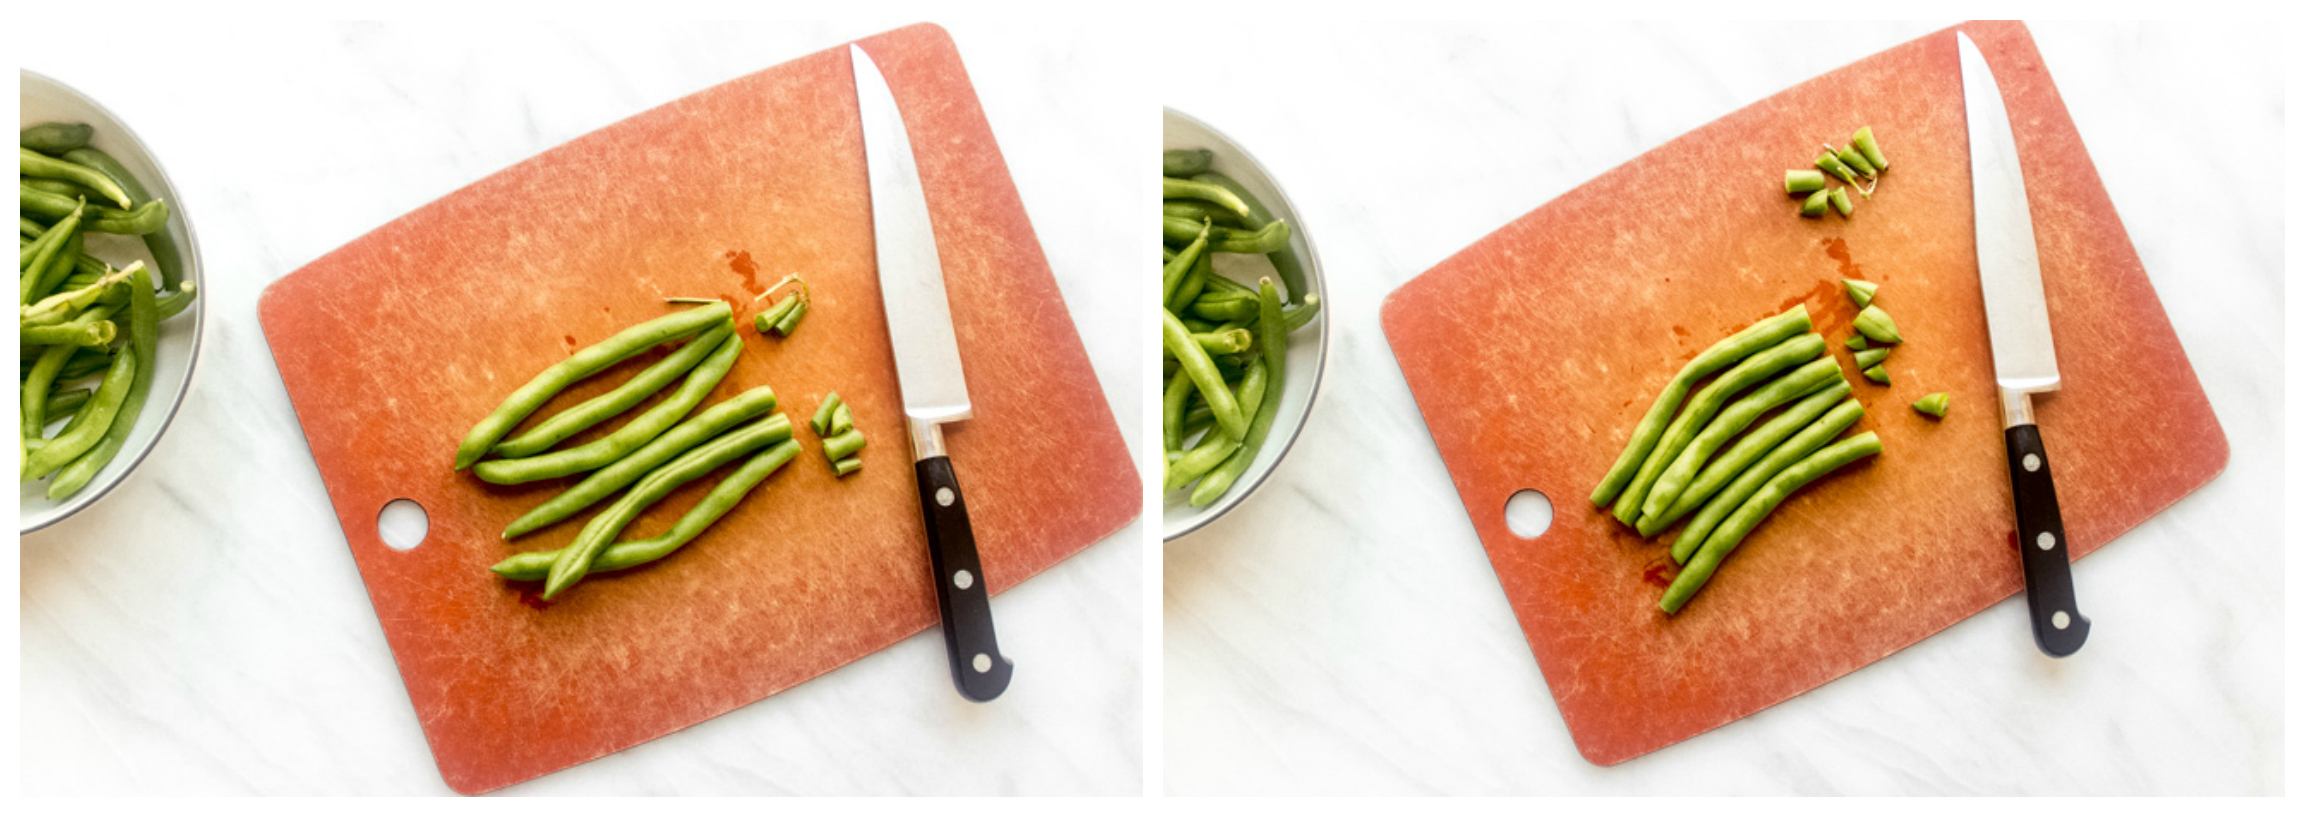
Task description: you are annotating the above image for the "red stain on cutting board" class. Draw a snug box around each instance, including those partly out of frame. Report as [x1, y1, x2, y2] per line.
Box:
[259, 24, 1138, 794]
[1381, 21, 2224, 766]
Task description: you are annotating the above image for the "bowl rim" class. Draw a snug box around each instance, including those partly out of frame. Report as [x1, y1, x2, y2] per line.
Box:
[1160, 107, 1331, 541]
[20, 68, 208, 533]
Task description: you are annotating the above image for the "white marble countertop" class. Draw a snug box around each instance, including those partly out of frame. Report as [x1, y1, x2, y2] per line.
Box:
[19, 21, 1143, 795]
[1161, 21, 2283, 794]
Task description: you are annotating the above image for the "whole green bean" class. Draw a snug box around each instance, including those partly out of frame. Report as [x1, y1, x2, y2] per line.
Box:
[1638, 357, 1845, 529]
[491, 323, 733, 458]
[492, 439, 802, 581]
[23, 265, 132, 325]
[18, 185, 168, 235]
[45, 266, 160, 499]
[19, 200, 80, 289]
[1189, 172, 1307, 305]
[1613, 332, 1826, 526]
[22, 345, 77, 439]
[62, 147, 183, 288]
[43, 388, 92, 421]
[21, 177, 111, 204]
[473, 330, 741, 483]
[502, 386, 781, 538]
[1188, 279, 1290, 506]
[810, 392, 844, 436]
[543, 413, 794, 598]
[821, 428, 867, 461]
[22, 320, 115, 347]
[1656, 379, 1852, 529]
[21, 122, 95, 155]
[56, 347, 114, 380]
[1163, 148, 1214, 178]
[1163, 199, 1242, 228]
[28, 230, 85, 305]
[1591, 306, 1812, 507]
[1661, 431, 1881, 614]
[1163, 308, 1246, 441]
[23, 346, 135, 480]
[1211, 220, 1290, 254]
[20, 148, 130, 208]
[1162, 177, 1253, 220]
[155, 281, 197, 320]
[454, 302, 731, 469]
[1169, 244, 1215, 317]
[1162, 369, 1193, 452]
[1189, 296, 1259, 323]
[1163, 220, 1211, 307]
[1671, 399, 1864, 565]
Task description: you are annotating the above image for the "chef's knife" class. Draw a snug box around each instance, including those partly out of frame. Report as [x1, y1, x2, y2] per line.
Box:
[850, 44, 1013, 700]
[1957, 31, 2088, 657]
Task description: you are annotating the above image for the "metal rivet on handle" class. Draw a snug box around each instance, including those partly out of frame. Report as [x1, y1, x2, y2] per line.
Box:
[953, 569, 974, 590]
[2023, 453, 2040, 472]
[2052, 611, 2070, 630]
[972, 653, 991, 673]
[2037, 532, 2056, 551]
[936, 487, 954, 507]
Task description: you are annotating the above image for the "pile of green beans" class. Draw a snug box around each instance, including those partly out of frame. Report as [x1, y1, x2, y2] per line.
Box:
[1787, 126, 1889, 219]
[20, 123, 199, 501]
[752, 274, 810, 338]
[810, 391, 864, 475]
[1161, 149, 1321, 507]
[460, 302, 803, 599]
[1589, 302, 1886, 614]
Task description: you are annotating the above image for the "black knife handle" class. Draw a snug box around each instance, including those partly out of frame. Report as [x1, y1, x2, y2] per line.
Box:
[915, 455, 1012, 701]
[2006, 424, 2088, 657]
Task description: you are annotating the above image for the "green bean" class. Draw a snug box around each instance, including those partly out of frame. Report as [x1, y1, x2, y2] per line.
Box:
[1851, 127, 1888, 172]
[1613, 332, 1825, 526]
[1168, 238, 1215, 315]
[1163, 199, 1242, 229]
[22, 319, 115, 347]
[1163, 308, 1246, 441]
[19, 200, 81, 289]
[828, 404, 852, 436]
[1815, 151, 1858, 186]
[770, 297, 807, 336]
[22, 345, 134, 480]
[64, 147, 185, 288]
[1189, 278, 1290, 506]
[1862, 364, 1889, 385]
[1189, 295, 1259, 323]
[1671, 399, 1864, 564]
[1852, 304, 1900, 343]
[1836, 146, 1876, 178]
[21, 122, 94, 155]
[809, 392, 843, 437]
[1190, 172, 1307, 305]
[1661, 431, 1881, 613]
[1912, 392, 1949, 418]
[56, 346, 115, 380]
[1785, 170, 1826, 194]
[21, 177, 112, 204]
[156, 281, 196, 320]
[43, 387, 92, 421]
[1162, 368, 1193, 452]
[501, 386, 781, 538]
[18, 185, 168, 235]
[1163, 177, 1253, 221]
[1657, 379, 1851, 531]
[473, 330, 741, 483]
[1162, 328, 1253, 360]
[492, 439, 802, 581]
[1163, 220, 1210, 307]
[20, 148, 130, 208]
[1167, 356, 1266, 491]
[23, 265, 132, 325]
[543, 413, 794, 598]
[1210, 220, 1290, 254]
[1829, 187, 1854, 217]
[1592, 305, 1812, 507]
[45, 265, 160, 499]
[454, 302, 731, 469]
[1843, 279, 1877, 309]
[822, 428, 867, 461]
[22, 345, 77, 439]
[1163, 148, 1214, 178]
[1637, 357, 1845, 530]
[754, 294, 798, 334]
[833, 456, 862, 476]
[491, 323, 733, 459]
[1845, 334, 1868, 350]
[1853, 347, 1888, 369]
[29, 230, 86, 306]
[1798, 189, 1829, 218]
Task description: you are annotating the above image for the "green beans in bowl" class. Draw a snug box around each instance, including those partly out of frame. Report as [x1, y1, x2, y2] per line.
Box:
[20, 70, 204, 532]
[1162, 108, 1327, 541]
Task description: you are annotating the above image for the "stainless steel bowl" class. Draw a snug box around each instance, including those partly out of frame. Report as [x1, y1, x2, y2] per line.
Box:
[1161, 108, 1329, 541]
[20, 70, 206, 532]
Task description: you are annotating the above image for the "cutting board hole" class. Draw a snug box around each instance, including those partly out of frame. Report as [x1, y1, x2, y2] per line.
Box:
[378, 499, 429, 551]
[1504, 490, 1553, 539]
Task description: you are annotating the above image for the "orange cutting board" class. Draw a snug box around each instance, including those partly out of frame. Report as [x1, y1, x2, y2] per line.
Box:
[258, 24, 1137, 794]
[1381, 21, 2224, 766]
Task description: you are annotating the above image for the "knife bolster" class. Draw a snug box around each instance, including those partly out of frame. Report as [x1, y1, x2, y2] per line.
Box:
[1999, 388, 2037, 429]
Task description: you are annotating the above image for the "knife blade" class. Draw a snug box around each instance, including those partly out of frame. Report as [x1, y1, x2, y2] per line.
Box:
[1958, 30, 2088, 657]
[850, 43, 1013, 700]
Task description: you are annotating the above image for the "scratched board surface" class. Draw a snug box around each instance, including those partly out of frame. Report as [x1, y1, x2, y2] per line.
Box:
[259, 24, 1138, 793]
[1380, 21, 2224, 765]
